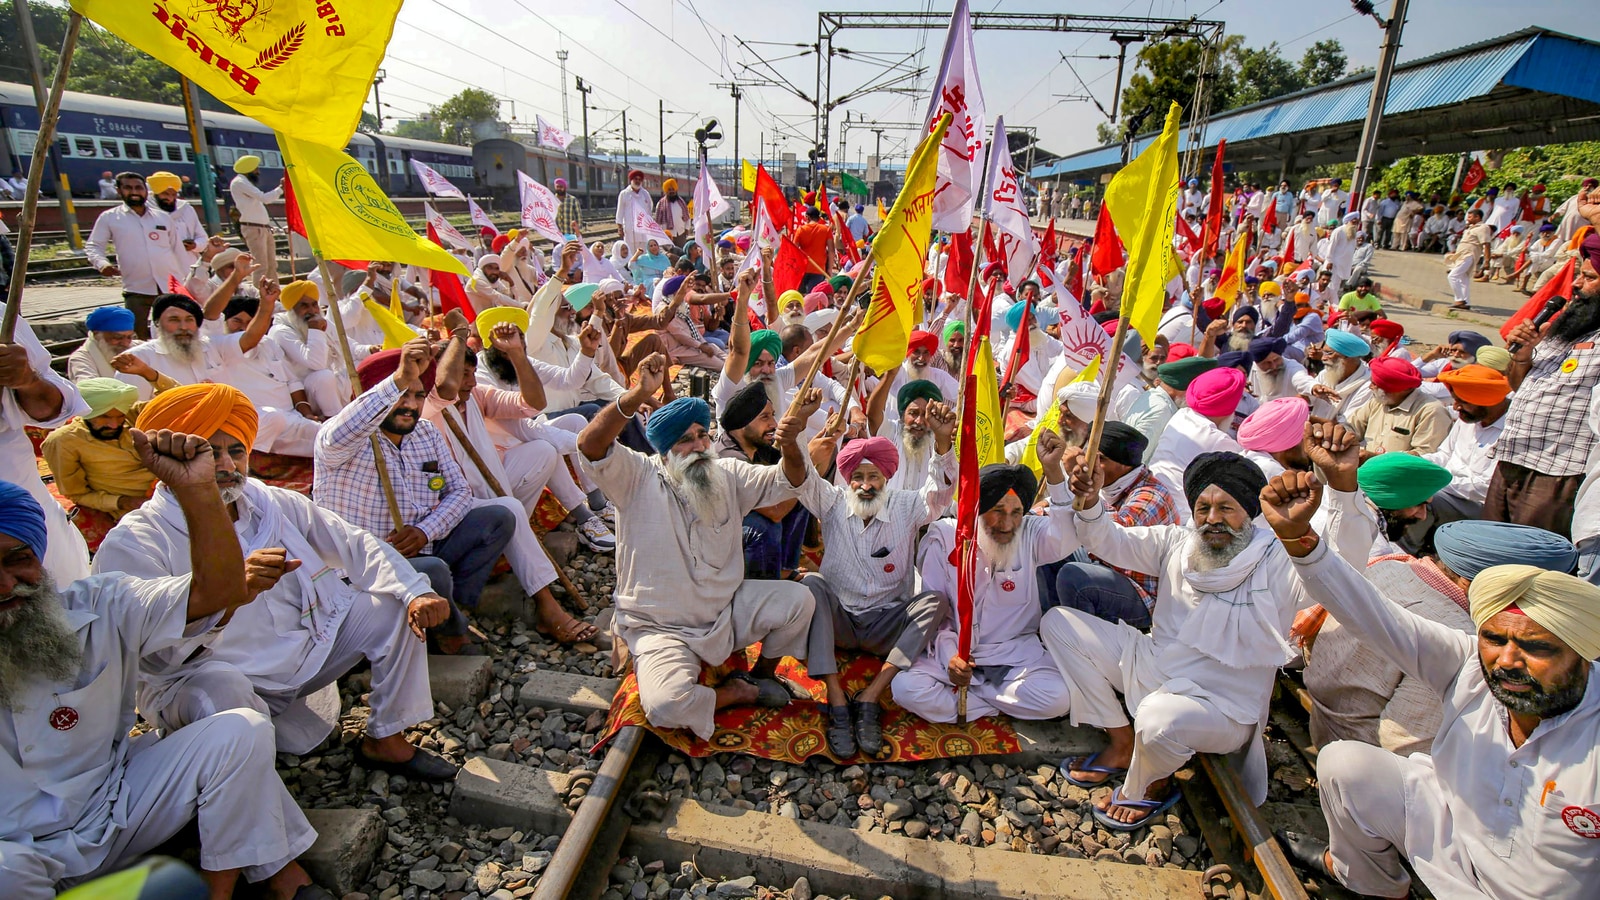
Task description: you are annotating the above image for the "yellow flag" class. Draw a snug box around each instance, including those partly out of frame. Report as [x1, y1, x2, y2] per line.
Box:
[877, 198, 889, 222]
[364, 299, 416, 351]
[1102, 103, 1182, 349]
[278, 132, 468, 276]
[70, 0, 400, 149]
[741, 160, 757, 192]
[971, 336, 1005, 466]
[852, 114, 951, 374]
[1213, 231, 1250, 310]
[1018, 355, 1100, 478]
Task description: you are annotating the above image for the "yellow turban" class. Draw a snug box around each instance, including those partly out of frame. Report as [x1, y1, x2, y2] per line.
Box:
[1259, 281, 1282, 298]
[778, 290, 806, 310]
[78, 377, 139, 419]
[136, 383, 260, 452]
[147, 171, 182, 195]
[1469, 564, 1600, 660]
[233, 154, 261, 174]
[279, 279, 319, 310]
[476, 305, 530, 344]
[662, 178, 678, 192]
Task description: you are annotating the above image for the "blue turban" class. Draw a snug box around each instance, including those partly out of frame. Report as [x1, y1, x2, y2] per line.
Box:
[1003, 300, 1030, 332]
[1247, 336, 1287, 361]
[1434, 521, 1577, 581]
[1447, 330, 1492, 358]
[1218, 350, 1253, 374]
[0, 481, 47, 557]
[1035, 306, 1061, 327]
[645, 397, 712, 454]
[85, 306, 136, 333]
[1324, 329, 1370, 358]
[1231, 305, 1260, 325]
[660, 274, 688, 298]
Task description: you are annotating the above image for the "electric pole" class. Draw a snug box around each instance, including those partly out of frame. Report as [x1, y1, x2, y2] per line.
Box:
[371, 68, 385, 129]
[1347, 0, 1411, 206]
[10, 0, 80, 247]
[621, 110, 630, 173]
[178, 77, 221, 233]
[658, 100, 666, 175]
[576, 76, 593, 185]
[556, 50, 570, 131]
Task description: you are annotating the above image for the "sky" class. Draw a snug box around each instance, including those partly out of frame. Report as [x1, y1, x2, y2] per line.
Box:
[376, 0, 1600, 167]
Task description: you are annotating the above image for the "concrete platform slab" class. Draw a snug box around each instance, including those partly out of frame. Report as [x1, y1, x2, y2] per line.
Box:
[515, 669, 618, 713]
[427, 654, 493, 710]
[301, 808, 387, 895]
[448, 756, 573, 836]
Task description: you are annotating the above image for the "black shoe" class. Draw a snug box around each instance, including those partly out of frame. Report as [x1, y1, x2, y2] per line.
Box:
[854, 700, 883, 757]
[727, 671, 791, 708]
[1276, 829, 1335, 880]
[825, 704, 857, 758]
[355, 745, 460, 783]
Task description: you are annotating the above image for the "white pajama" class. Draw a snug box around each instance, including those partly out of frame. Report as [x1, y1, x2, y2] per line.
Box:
[1447, 253, 1476, 306]
[893, 632, 1071, 723]
[475, 495, 558, 597]
[1317, 740, 1452, 897]
[303, 368, 348, 419]
[632, 579, 814, 739]
[254, 407, 322, 457]
[503, 439, 587, 513]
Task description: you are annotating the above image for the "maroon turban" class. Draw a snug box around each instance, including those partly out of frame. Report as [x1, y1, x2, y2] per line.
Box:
[1582, 232, 1600, 273]
[837, 436, 899, 481]
[356, 349, 437, 394]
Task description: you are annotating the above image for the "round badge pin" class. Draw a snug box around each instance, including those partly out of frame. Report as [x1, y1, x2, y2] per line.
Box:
[428, 475, 446, 491]
[884, 562, 895, 574]
[49, 706, 79, 731]
[1563, 806, 1600, 839]
[1562, 358, 1580, 374]
[1001, 579, 1016, 592]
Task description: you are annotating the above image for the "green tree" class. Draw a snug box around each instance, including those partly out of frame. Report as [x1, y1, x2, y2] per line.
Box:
[394, 118, 444, 142]
[429, 88, 502, 145]
[1299, 39, 1348, 86]
[3, 1, 183, 105]
[1231, 42, 1303, 108]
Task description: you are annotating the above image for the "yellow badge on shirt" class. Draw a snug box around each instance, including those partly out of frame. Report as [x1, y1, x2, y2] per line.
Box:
[428, 475, 446, 492]
[1562, 357, 1579, 374]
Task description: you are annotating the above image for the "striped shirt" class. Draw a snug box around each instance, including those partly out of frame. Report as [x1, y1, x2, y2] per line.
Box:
[1094, 466, 1181, 604]
[1496, 328, 1600, 477]
[313, 375, 473, 552]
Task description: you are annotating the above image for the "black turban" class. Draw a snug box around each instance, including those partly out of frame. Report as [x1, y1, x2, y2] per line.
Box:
[151, 292, 203, 325]
[1099, 421, 1147, 469]
[223, 294, 259, 320]
[896, 378, 944, 415]
[978, 463, 1037, 514]
[1183, 451, 1266, 520]
[719, 380, 771, 432]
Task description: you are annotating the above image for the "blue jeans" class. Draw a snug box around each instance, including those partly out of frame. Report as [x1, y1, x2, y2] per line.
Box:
[741, 506, 812, 579]
[1039, 553, 1151, 629]
[410, 504, 516, 635]
[548, 401, 653, 454]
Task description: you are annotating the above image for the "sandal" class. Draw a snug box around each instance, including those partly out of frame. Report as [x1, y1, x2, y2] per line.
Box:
[1276, 829, 1336, 880]
[1091, 785, 1183, 832]
[536, 615, 601, 646]
[824, 704, 857, 758]
[854, 700, 884, 758]
[1060, 751, 1128, 788]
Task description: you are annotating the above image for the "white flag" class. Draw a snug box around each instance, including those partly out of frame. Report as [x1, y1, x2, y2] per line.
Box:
[738, 204, 779, 276]
[410, 158, 465, 199]
[631, 208, 674, 248]
[424, 202, 473, 252]
[468, 198, 498, 237]
[536, 115, 575, 152]
[1034, 261, 1082, 321]
[925, 0, 987, 233]
[516, 171, 565, 244]
[692, 159, 730, 249]
[983, 115, 1037, 288]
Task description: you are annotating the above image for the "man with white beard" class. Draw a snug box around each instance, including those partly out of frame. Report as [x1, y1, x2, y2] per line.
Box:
[1247, 336, 1315, 401]
[798, 427, 957, 758]
[126, 292, 224, 385]
[1043, 450, 1323, 831]
[577, 355, 820, 739]
[0, 445, 333, 899]
[205, 271, 324, 457]
[1147, 367, 1248, 522]
[867, 379, 947, 492]
[268, 280, 348, 419]
[66, 307, 171, 402]
[895, 448, 1079, 725]
[874, 329, 959, 426]
[1306, 330, 1374, 423]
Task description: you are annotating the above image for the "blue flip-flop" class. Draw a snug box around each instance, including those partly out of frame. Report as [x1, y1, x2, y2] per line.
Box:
[1090, 785, 1183, 833]
[1059, 752, 1128, 788]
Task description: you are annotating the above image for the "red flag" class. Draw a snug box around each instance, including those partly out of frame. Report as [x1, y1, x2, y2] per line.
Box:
[1501, 258, 1575, 342]
[282, 174, 307, 238]
[1462, 159, 1486, 193]
[753, 164, 792, 234]
[771, 235, 808, 295]
[1001, 298, 1031, 388]
[165, 275, 193, 298]
[1277, 226, 1297, 268]
[1261, 194, 1277, 235]
[427, 223, 476, 322]
[1089, 204, 1125, 277]
[1174, 211, 1201, 256]
[1202, 140, 1227, 260]
[983, 223, 1002, 268]
[1039, 218, 1058, 261]
[831, 208, 861, 266]
[944, 229, 975, 300]
[950, 277, 996, 663]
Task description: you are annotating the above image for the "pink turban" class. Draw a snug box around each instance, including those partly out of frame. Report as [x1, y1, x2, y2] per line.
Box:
[1237, 397, 1310, 453]
[1186, 366, 1246, 417]
[803, 291, 831, 314]
[837, 436, 899, 481]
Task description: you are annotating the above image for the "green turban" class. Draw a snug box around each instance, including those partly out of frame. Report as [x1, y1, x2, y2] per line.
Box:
[1357, 454, 1453, 510]
[1157, 356, 1219, 390]
[747, 329, 783, 370]
[828, 274, 853, 294]
[942, 320, 965, 343]
[896, 378, 944, 415]
[78, 377, 139, 419]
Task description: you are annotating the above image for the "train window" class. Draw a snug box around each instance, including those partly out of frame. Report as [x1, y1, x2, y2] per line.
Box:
[123, 142, 142, 160]
[165, 145, 183, 162]
[146, 142, 164, 160]
[364, 158, 375, 174]
[74, 137, 96, 157]
[184, 147, 194, 162]
[11, 130, 37, 155]
[214, 146, 235, 164]
[99, 139, 119, 158]
[55, 136, 69, 157]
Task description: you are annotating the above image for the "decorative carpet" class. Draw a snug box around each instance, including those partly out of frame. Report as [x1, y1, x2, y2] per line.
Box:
[1003, 407, 1034, 443]
[594, 645, 1020, 764]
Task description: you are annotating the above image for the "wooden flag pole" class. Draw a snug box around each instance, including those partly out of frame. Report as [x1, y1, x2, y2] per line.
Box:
[781, 258, 874, 421]
[1, 12, 80, 343]
[1074, 312, 1133, 511]
[436, 405, 591, 611]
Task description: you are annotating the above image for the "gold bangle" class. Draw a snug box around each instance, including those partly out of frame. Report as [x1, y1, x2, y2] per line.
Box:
[1277, 532, 1317, 548]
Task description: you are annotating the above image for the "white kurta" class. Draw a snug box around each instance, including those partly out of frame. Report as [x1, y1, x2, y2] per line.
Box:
[3, 318, 91, 580]
[126, 335, 224, 386]
[1422, 417, 1505, 506]
[1146, 408, 1245, 523]
[1123, 387, 1179, 462]
[66, 340, 159, 401]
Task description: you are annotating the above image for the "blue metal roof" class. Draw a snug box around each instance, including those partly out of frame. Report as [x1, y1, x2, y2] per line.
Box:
[1031, 28, 1600, 179]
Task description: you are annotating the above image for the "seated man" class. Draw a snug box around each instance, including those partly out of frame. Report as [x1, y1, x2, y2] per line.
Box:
[1425, 364, 1513, 524]
[316, 340, 516, 655]
[1355, 453, 1454, 558]
[577, 355, 819, 739]
[1043, 451, 1322, 831]
[1237, 396, 1313, 479]
[0, 450, 328, 898]
[1304, 520, 1574, 756]
[66, 306, 164, 401]
[126, 292, 223, 385]
[94, 383, 456, 780]
[1263, 471, 1600, 900]
[208, 274, 323, 457]
[717, 381, 813, 581]
[1040, 423, 1179, 629]
[867, 378, 947, 492]
[1147, 367, 1248, 521]
[1348, 357, 1452, 456]
[800, 421, 957, 758]
[268, 280, 348, 419]
[1124, 357, 1218, 462]
[896, 456, 1078, 725]
[877, 329, 960, 425]
[1246, 336, 1314, 402]
[717, 286, 845, 436]
[42, 377, 174, 520]
[1305, 330, 1374, 422]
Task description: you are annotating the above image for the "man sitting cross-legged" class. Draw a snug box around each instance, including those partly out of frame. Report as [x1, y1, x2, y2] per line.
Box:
[93, 383, 457, 781]
[716, 381, 815, 581]
[798, 415, 957, 758]
[894, 447, 1079, 726]
[0, 436, 331, 899]
[577, 354, 819, 739]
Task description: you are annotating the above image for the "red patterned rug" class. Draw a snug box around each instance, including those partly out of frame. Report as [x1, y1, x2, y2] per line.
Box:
[594, 646, 1020, 764]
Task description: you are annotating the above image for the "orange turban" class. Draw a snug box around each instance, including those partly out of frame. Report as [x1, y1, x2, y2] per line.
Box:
[136, 383, 260, 451]
[1437, 364, 1512, 406]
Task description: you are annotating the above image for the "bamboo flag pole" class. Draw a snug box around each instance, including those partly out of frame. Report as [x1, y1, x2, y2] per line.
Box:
[436, 405, 591, 611]
[1073, 312, 1133, 511]
[1, 12, 80, 343]
[780, 259, 874, 422]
